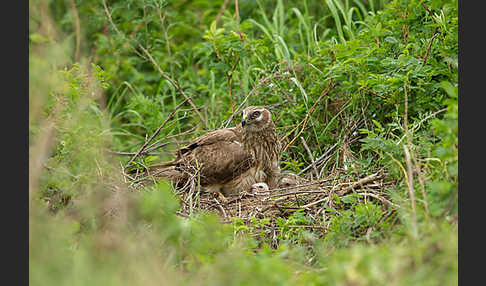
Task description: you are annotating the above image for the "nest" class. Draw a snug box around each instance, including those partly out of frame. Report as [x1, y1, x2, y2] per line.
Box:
[122, 160, 398, 247]
[124, 168, 398, 227]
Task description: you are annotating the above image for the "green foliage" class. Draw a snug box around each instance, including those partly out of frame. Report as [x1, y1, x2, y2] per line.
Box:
[30, 0, 457, 284]
[426, 81, 458, 217]
[275, 210, 315, 244]
[325, 202, 385, 247]
[314, 221, 457, 285]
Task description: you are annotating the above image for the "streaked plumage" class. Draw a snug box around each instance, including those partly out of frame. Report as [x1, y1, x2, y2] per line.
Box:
[149, 106, 281, 196]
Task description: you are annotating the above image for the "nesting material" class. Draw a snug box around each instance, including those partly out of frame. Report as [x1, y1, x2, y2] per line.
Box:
[130, 168, 396, 225]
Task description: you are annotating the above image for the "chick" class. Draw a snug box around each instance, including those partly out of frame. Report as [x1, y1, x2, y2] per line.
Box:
[249, 182, 270, 193]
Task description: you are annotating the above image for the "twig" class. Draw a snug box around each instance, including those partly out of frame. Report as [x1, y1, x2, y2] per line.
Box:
[270, 178, 336, 194]
[401, 8, 408, 45]
[235, 0, 242, 37]
[282, 81, 335, 152]
[318, 155, 333, 178]
[267, 99, 291, 110]
[413, 107, 448, 131]
[396, 107, 448, 145]
[109, 150, 144, 157]
[420, 1, 434, 17]
[356, 192, 399, 209]
[206, 194, 251, 209]
[214, 198, 228, 220]
[299, 197, 329, 209]
[403, 81, 417, 236]
[120, 162, 136, 183]
[144, 140, 190, 153]
[422, 32, 438, 66]
[270, 189, 329, 198]
[401, 81, 428, 214]
[285, 225, 325, 230]
[300, 137, 319, 178]
[420, 1, 438, 67]
[298, 142, 339, 176]
[337, 172, 382, 194]
[403, 145, 417, 233]
[358, 87, 387, 99]
[411, 152, 429, 213]
[107, 141, 189, 157]
[124, 97, 190, 168]
[137, 44, 207, 128]
[146, 126, 197, 151]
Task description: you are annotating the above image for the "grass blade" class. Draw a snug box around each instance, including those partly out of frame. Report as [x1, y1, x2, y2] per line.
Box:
[325, 0, 346, 43]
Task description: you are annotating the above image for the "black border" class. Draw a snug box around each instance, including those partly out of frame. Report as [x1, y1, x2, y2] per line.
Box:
[6, 0, 28, 285]
[458, 0, 479, 285]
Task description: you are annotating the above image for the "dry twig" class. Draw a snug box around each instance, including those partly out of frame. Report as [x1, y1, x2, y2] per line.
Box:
[282, 81, 335, 152]
[403, 81, 418, 236]
[300, 137, 319, 178]
[124, 98, 190, 168]
[420, 1, 439, 66]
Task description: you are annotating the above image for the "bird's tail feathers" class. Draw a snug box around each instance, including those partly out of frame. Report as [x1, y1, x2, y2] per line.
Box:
[126, 160, 182, 181]
[148, 165, 183, 181]
[146, 160, 178, 168]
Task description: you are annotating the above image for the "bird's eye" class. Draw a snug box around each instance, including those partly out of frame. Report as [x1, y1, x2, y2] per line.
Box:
[258, 185, 263, 189]
[251, 111, 261, 119]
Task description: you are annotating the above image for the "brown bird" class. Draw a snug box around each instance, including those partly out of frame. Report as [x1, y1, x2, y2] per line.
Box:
[278, 172, 308, 188]
[148, 106, 281, 197]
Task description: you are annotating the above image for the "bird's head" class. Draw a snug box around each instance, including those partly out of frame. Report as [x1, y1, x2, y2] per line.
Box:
[241, 106, 273, 132]
[249, 182, 269, 193]
[277, 172, 304, 188]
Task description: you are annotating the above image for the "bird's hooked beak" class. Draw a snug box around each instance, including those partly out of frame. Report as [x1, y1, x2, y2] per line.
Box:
[241, 112, 248, 127]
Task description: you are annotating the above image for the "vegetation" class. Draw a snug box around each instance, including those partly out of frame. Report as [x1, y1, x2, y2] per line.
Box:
[30, 0, 457, 285]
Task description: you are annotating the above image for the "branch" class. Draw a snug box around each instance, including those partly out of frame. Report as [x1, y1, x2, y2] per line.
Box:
[124, 97, 190, 168]
[282, 80, 335, 152]
[422, 32, 438, 66]
[300, 137, 319, 178]
[297, 142, 339, 176]
[403, 81, 417, 236]
[420, 1, 439, 66]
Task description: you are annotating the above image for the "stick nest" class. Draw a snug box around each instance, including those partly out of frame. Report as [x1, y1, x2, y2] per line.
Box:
[127, 169, 397, 229]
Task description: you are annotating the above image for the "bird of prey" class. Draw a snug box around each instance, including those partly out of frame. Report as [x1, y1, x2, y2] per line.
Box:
[147, 106, 281, 197]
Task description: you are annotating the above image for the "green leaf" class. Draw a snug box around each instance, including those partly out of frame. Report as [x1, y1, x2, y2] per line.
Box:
[440, 81, 458, 99]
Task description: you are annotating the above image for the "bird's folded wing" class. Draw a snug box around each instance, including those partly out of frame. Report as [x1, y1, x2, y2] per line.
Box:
[175, 126, 252, 185]
[190, 140, 253, 185]
[177, 127, 241, 157]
